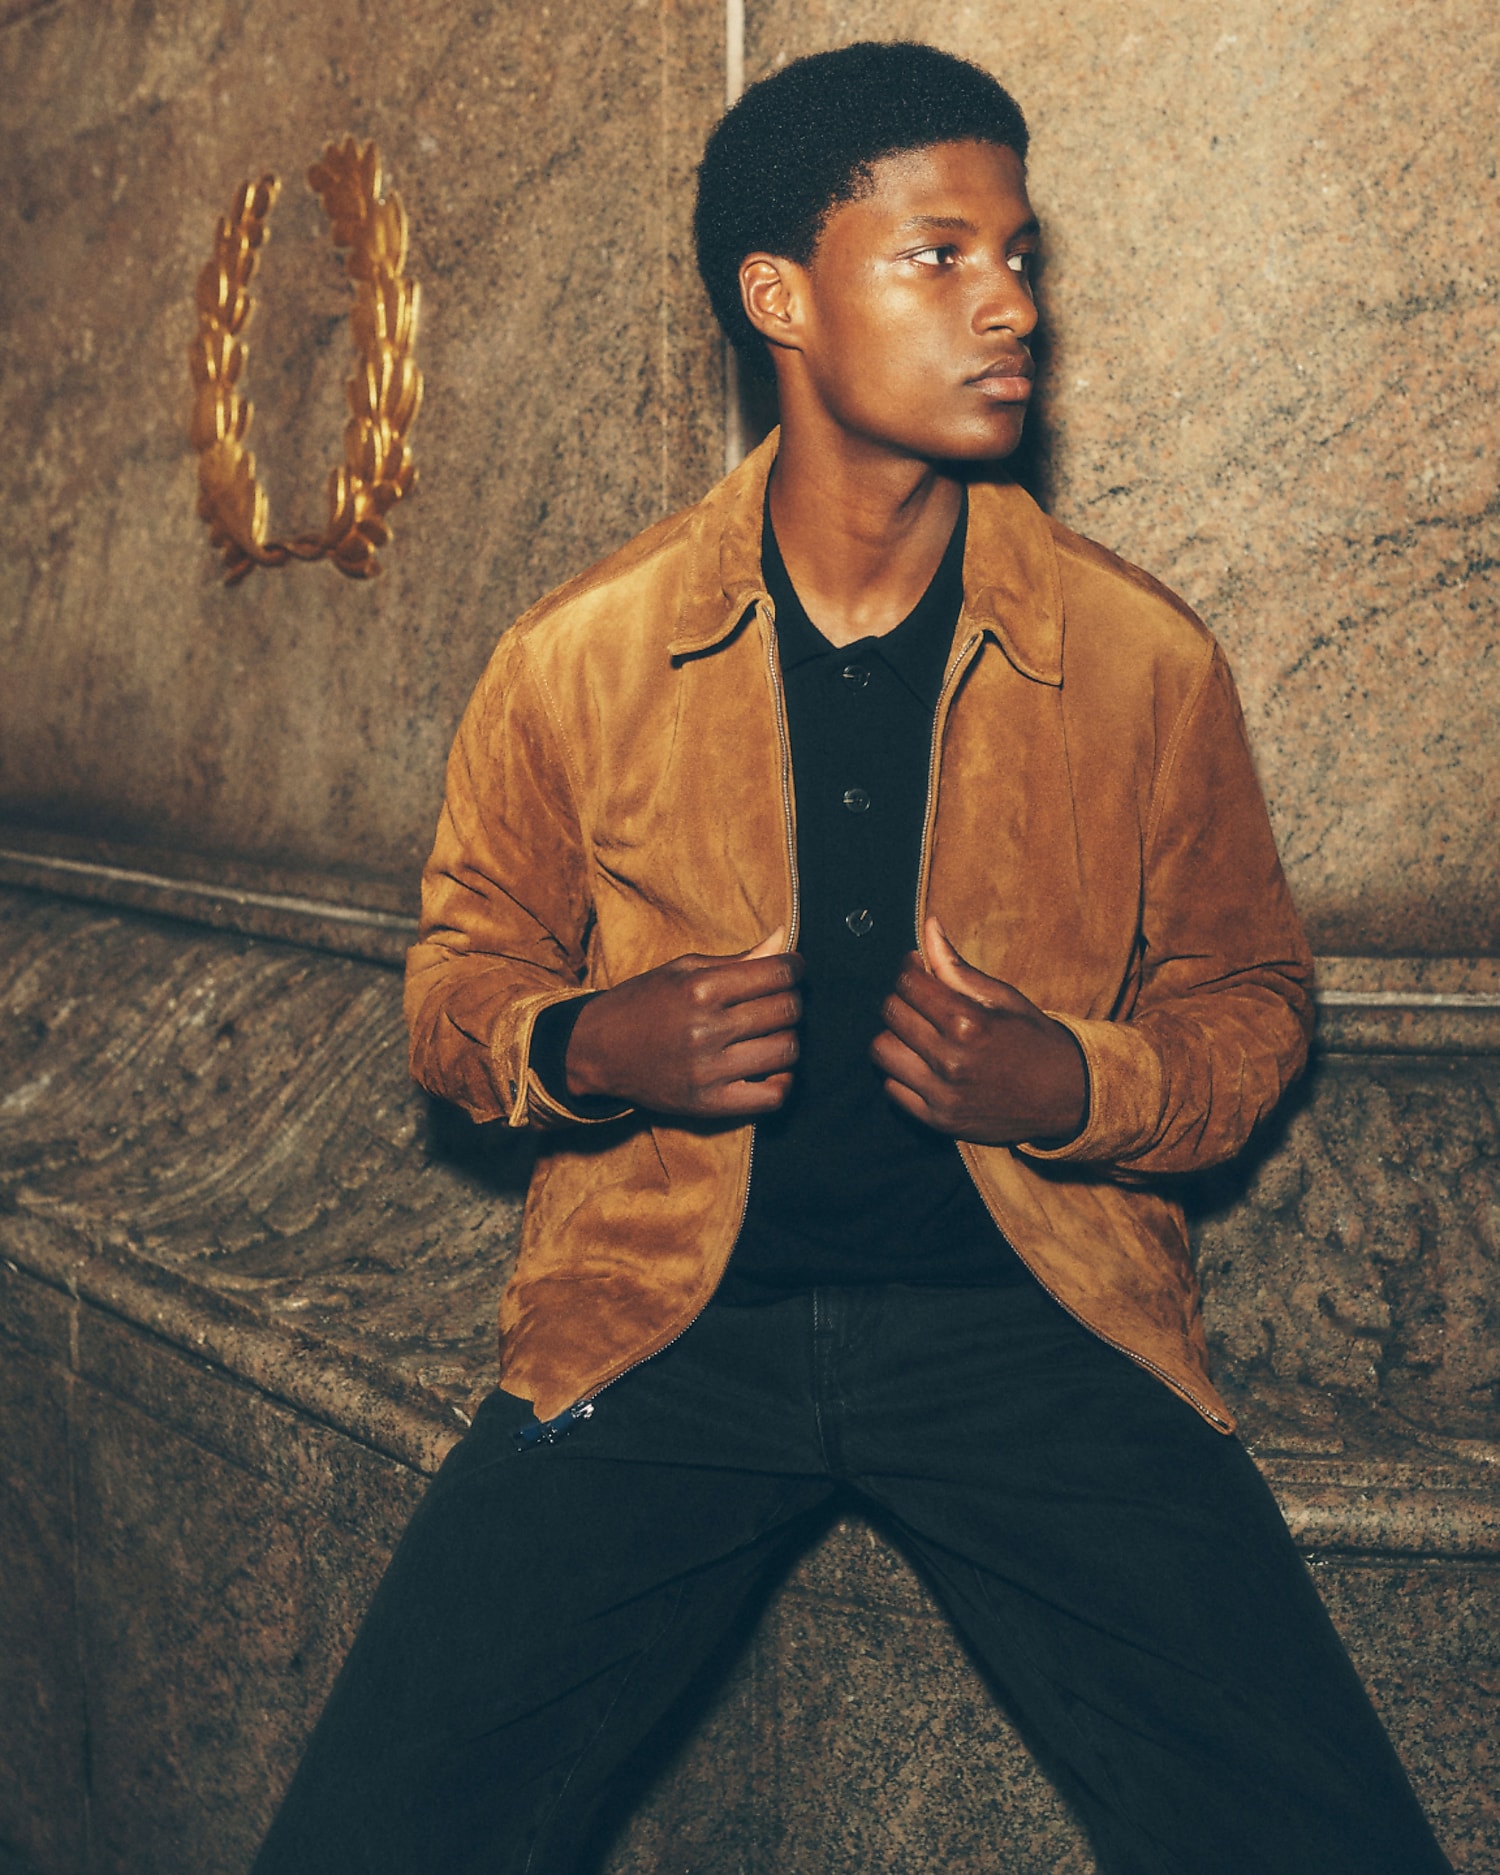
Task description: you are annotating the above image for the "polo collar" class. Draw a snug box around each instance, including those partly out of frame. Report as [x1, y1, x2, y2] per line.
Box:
[763, 486, 964, 708]
[667, 429, 1064, 687]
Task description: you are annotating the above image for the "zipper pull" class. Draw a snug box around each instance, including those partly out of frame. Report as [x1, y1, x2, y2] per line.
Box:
[512, 1399, 595, 1452]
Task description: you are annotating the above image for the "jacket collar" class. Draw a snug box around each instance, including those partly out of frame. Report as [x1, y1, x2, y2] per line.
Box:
[667, 429, 1064, 687]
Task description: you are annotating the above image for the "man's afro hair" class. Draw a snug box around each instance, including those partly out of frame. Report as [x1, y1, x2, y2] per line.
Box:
[694, 41, 1028, 378]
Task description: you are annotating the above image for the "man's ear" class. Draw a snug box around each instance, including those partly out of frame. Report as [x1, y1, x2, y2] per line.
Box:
[738, 253, 806, 356]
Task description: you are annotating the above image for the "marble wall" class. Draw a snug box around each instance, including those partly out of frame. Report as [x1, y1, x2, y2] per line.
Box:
[0, 0, 724, 941]
[2, 0, 1495, 971]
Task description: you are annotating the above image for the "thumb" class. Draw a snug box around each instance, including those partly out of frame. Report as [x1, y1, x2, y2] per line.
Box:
[743, 926, 787, 960]
[924, 917, 1027, 1013]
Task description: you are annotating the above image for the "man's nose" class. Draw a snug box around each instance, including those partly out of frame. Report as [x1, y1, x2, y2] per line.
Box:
[972, 261, 1038, 339]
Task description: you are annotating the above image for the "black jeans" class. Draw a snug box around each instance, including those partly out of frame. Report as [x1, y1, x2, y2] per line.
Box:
[254, 1282, 1450, 1875]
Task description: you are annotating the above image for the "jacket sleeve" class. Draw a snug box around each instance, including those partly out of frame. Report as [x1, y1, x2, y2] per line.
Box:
[1020, 646, 1314, 1176]
[403, 628, 627, 1130]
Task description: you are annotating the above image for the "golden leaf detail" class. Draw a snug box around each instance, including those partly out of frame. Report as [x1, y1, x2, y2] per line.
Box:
[189, 141, 420, 584]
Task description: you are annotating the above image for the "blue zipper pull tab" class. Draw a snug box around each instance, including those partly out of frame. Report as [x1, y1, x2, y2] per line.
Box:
[513, 1399, 595, 1452]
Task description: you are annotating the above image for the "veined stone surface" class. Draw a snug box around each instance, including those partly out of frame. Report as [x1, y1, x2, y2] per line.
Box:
[0, 886, 522, 1442]
[7, 888, 1497, 1464]
[1198, 1053, 1500, 1453]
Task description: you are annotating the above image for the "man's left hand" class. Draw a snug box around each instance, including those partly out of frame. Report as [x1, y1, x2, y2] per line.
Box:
[871, 917, 1088, 1146]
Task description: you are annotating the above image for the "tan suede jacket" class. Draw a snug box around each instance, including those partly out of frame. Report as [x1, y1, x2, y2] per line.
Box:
[406, 434, 1314, 1431]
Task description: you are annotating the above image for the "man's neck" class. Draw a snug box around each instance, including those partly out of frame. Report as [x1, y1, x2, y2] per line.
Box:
[766, 421, 964, 648]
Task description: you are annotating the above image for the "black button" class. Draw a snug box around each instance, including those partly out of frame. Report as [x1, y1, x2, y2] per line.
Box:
[845, 908, 874, 937]
[841, 664, 870, 690]
[842, 786, 871, 814]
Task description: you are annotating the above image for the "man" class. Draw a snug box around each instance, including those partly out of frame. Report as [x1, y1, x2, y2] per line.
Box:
[256, 41, 1452, 1874]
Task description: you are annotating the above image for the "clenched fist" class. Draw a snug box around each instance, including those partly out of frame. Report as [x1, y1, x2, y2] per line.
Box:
[565, 930, 804, 1120]
[872, 918, 1087, 1146]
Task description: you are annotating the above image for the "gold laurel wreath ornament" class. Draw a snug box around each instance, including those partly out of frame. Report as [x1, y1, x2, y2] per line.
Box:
[189, 137, 422, 584]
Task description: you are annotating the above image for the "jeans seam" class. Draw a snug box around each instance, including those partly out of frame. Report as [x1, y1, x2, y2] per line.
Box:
[960, 1557, 1192, 1875]
[810, 1288, 839, 1475]
[520, 1573, 691, 1875]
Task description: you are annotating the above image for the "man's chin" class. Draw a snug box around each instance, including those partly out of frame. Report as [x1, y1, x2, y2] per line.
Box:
[930, 431, 1027, 475]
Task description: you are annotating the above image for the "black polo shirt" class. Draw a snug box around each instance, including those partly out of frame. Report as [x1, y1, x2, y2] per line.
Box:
[716, 494, 1026, 1298]
[529, 494, 1028, 1295]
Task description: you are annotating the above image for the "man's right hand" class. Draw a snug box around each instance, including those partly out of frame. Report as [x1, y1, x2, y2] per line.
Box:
[564, 930, 803, 1118]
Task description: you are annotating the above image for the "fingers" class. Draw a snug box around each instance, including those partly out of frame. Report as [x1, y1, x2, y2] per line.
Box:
[678, 929, 794, 976]
[879, 1073, 938, 1127]
[923, 917, 976, 996]
[871, 1020, 974, 1140]
[701, 1070, 795, 1117]
[725, 988, 803, 1041]
[719, 1028, 800, 1084]
[677, 946, 804, 1011]
[742, 927, 787, 960]
[870, 1027, 942, 1102]
[718, 953, 805, 1008]
[876, 982, 950, 1066]
[887, 951, 981, 1039]
[923, 918, 1032, 1016]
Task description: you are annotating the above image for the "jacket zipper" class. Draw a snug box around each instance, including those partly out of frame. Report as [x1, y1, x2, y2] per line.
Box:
[762, 594, 800, 950]
[913, 628, 1232, 1433]
[535, 600, 798, 1427]
[913, 629, 982, 959]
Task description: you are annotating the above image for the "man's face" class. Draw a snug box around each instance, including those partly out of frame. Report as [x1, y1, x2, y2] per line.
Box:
[765, 139, 1040, 464]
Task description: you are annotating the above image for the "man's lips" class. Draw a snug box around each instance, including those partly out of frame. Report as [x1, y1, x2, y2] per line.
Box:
[968, 355, 1035, 401]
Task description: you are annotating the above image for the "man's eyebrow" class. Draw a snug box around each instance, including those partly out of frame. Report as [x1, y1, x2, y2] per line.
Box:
[897, 214, 1042, 240]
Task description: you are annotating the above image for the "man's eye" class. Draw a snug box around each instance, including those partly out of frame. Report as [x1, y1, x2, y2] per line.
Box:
[1007, 251, 1034, 276]
[911, 245, 956, 267]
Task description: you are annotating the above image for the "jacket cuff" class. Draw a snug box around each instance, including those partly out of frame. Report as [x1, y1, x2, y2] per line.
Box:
[1013, 1013, 1158, 1165]
[529, 994, 634, 1123]
[501, 991, 634, 1129]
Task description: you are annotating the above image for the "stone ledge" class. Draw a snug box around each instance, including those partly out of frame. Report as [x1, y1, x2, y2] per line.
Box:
[5, 1216, 1499, 1565]
[1, 1221, 462, 1478]
[3, 1255, 1495, 1875]
[4, 853, 1499, 1049]
[3, 882, 1498, 1552]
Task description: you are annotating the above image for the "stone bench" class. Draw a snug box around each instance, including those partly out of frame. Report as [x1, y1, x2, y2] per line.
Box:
[3, 885, 1496, 1873]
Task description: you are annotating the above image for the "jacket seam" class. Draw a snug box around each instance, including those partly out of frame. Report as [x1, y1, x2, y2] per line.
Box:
[523, 645, 595, 861]
[524, 1002, 636, 1126]
[493, 641, 598, 1124]
[1140, 639, 1220, 866]
[525, 637, 618, 1015]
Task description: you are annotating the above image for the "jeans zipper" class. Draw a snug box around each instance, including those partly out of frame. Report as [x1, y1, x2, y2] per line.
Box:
[913, 626, 1231, 1434]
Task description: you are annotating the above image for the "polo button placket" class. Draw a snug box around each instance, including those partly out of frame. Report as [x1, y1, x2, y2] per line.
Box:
[845, 908, 875, 938]
[842, 786, 871, 813]
[841, 663, 870, 690]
